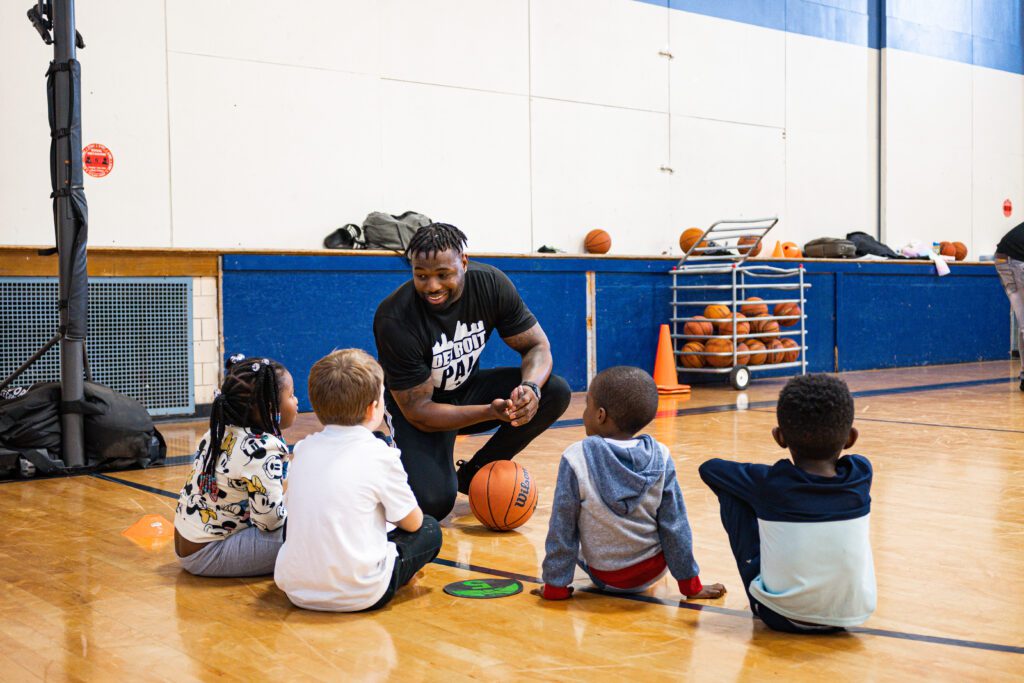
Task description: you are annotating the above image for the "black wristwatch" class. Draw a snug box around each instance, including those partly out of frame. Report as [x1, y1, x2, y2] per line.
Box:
[520, 381, 541, 400]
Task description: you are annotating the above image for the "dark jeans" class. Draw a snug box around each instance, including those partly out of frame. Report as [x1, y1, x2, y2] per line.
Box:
[364, 516, 443, 611]
[386, 368, 571, 520]
[711, 487, 843, 635]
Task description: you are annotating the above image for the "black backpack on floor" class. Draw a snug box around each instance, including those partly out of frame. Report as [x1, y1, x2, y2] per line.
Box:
[0, 381, 166, 478]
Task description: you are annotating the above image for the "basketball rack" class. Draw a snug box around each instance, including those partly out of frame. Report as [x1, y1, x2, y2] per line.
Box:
[669, 218, 810, 390]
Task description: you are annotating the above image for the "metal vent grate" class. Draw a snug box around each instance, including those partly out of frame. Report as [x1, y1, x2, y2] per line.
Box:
[0, 277, 194, 415]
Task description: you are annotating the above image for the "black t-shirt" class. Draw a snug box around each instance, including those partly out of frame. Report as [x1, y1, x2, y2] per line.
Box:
[373, 262, 537, 395]
[997, 221, 1024, 261]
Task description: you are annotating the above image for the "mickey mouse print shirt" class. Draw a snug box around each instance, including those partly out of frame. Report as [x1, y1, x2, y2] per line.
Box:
[174, 426, 288, 544]
[374, 261, 537, 397]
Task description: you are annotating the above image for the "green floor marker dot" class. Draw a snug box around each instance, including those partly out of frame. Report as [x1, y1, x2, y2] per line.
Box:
[443, 578, 523, 599]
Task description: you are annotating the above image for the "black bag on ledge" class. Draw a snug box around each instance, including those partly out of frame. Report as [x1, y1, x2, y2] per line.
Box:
[0, 381, 166, 479]
[846, 231, 906, 259]
[324, 211, 433, 253]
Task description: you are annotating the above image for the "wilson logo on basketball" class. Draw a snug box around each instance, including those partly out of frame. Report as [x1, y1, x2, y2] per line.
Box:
[515, 469, 531, 507]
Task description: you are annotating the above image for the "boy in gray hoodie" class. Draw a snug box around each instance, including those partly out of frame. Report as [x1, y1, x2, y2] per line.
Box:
[537, 366, 725, 600]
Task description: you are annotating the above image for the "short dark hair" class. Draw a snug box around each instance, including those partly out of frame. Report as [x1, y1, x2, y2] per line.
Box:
[776, 374, 855, 460]
[590, 366, 659, 435]
[405, 222, 468, 260]
[308, 349, 384, 426]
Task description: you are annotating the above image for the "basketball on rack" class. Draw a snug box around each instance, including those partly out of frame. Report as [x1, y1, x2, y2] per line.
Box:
[704, 304, 731, 322]
[704, 338, 733, 367]
[683, 316, 715, 337]
[779, 337, 801, 363]
[737, 236, 761, 257]
[735, 342, 750, 366]
[680, 341, 706, 368]
[774, 302, 801, 327]
[752, 313, 780, 338]
[746, 339, 767, 365]
[718, 312, 750, 337]
[740, 296, 768, 317]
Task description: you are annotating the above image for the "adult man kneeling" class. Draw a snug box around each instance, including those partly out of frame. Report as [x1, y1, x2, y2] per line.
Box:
[373, 223, 571, 519]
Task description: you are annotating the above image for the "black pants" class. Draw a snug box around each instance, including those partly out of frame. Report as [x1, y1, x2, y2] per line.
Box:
[711, 487, 843, 634]
[364, 516, 443, 611]
[385, 368, 571, 520]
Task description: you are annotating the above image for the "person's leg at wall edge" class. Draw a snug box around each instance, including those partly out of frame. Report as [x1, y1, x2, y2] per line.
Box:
[995, 256, 1024, 390]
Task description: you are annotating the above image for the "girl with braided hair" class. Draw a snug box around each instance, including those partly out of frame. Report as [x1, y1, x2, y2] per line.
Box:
[174, 354, 299, 576]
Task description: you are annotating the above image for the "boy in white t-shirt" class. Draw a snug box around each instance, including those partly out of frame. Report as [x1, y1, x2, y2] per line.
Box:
[275, 349, 442, 612]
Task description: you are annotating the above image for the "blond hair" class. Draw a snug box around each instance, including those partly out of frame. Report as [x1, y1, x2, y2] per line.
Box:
[308, 349, 384, 426]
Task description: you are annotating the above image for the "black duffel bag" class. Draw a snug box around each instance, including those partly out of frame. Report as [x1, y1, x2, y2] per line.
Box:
[0, 381, 166, 478]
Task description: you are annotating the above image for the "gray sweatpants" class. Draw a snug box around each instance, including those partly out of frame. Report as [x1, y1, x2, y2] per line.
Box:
[995, 255, 1024, 378]
[177, 525, 284, 577]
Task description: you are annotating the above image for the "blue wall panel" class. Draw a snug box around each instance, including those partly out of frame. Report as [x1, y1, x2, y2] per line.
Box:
[835, 268, 1010, 370]
[596, 272, 674, 374]
[637, 0, 1024, 74]
[474, 269, 589, 392]
[222, 255, 1009, 407]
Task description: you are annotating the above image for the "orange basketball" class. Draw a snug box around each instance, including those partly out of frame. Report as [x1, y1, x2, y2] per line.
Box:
[718, 312, 750, 337]
[468, 461, 538, 531]
[680, 341, 706, 368]
[737, 236, 762, 257]
[704, 304, 731, 322]
[774, 302, 801, 327]
[584, 229, 611, 254]
[704, 338, 734, 368]
[679, 228, 706, 253]
[782, 242, 801, 258]
[746, 339, 767, 365]
[752, 313, 779, 338]
[740, 296, 768, 317]
[939, 241, 956, 257]
[765, 339, 786, 363]
[953, 241, 968, 261]
[735, 342, 750, 366]
[779, 337, 800, 363]
[683, 316, 714, 337]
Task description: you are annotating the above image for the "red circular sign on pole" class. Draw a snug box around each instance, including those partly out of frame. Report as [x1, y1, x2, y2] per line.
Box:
[82, 143, 113, 178]
[1004, 199, 1013, 217]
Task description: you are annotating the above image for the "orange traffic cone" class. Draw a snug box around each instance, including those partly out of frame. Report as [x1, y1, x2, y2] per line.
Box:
[771, 240, 784, 258]
[653, 324, 690, 395]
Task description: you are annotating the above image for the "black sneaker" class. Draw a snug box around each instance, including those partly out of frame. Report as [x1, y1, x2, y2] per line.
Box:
[456, 459, 480, 495]
[1019, 376, 1024, 392]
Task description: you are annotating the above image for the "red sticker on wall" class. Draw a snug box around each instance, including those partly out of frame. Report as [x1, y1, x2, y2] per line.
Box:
[83, 143, 113, 178]
[1004, 199, 1013, 217]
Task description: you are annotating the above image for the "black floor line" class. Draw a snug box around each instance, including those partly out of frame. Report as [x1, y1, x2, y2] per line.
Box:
[88, 474, 1024, 656]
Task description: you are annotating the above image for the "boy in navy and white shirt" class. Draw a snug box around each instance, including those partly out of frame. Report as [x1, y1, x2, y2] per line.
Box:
[699, 373, 876, 633]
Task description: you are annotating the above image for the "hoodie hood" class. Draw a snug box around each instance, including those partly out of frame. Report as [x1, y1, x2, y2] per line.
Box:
[581, 434, 665, 516]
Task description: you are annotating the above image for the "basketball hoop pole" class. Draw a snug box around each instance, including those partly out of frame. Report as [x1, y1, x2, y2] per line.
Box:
[18, 0, 90, 468]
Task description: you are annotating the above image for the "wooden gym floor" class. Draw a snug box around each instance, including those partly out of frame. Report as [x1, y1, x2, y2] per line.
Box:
[1, 360, 1022, 681]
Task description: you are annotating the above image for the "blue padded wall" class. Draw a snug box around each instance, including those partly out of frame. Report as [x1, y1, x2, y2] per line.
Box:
[222, 254, 1010, 408]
